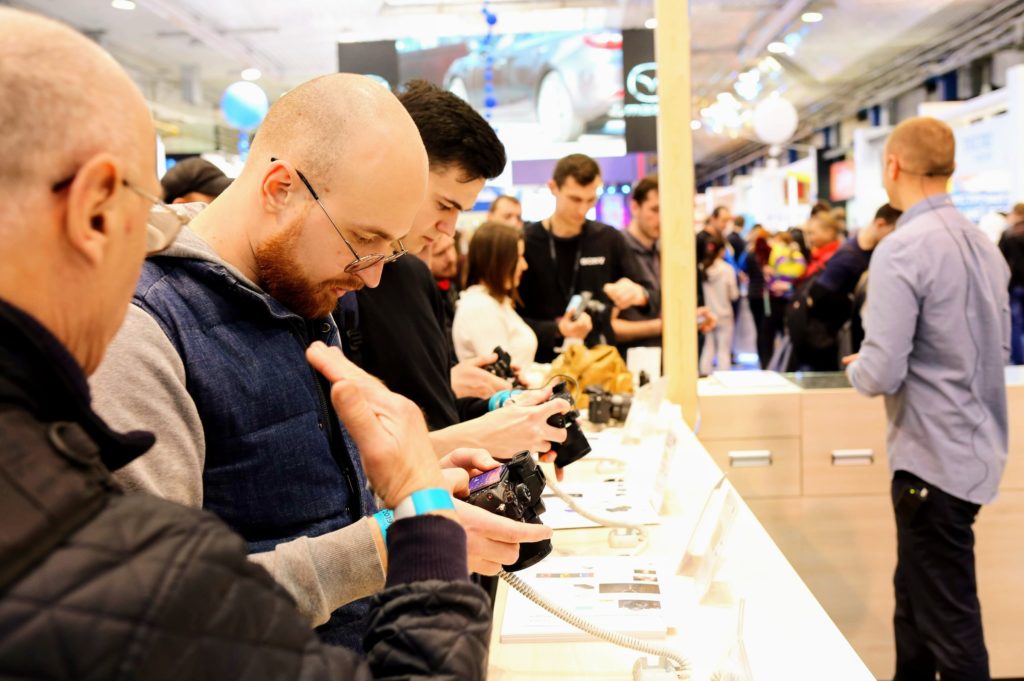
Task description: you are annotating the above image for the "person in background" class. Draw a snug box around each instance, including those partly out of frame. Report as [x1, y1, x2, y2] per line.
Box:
[487, 194, 524, 229]
[417, 232, 462, 339]
[847, 117, 1009, 681]
[0, 8, 491, 679]
[160, 156, 232, 204]
[832, 206, 848, 236]
[518, 154, 657, 361]
[802, 211, 843, 280]
[762, 231, 807, 366]
[727, 214, 747, 259]
[787, 204, 901, 372]
[699, 240, 738, 374]
[810, 199, 833, 217]
[697, 205, 732, 269]
[614, 174, 662, 351]
[998, 203, 1024, 364]
[745, 225, 773, 368]
[453, 221, 537, 367]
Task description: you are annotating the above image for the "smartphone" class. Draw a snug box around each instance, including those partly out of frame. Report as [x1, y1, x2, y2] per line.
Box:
[565, 291, 591, 321]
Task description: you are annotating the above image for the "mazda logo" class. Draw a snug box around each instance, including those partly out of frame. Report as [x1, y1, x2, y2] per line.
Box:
[626, 62, 658, 104]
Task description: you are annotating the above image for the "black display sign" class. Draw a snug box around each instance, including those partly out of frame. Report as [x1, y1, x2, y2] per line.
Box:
[622, 29, 658, 153]
[337, 40, 399, 91]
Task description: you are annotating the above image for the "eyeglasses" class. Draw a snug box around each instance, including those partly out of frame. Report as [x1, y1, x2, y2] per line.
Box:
[272, 157, 407, 273]
[52, 173, 188, 255]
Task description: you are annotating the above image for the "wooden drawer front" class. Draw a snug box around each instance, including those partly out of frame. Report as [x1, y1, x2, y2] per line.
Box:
[802, 392, 889, 496]
[1002, 386, 1024, 491]
[975, 491, 1024, 678]
[748, 495, 896, 679]
[749, 492, 1024, 681]
[698, 393, 800, 440]
[703, 437, 801, 498]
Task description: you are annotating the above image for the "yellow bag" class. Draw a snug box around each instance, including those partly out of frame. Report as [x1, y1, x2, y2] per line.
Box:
[546, 344, 633, 409]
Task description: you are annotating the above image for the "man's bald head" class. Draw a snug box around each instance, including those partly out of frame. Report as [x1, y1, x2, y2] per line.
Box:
[0, 8, 153, 210]
[885, 117, 956, 178]
[247, 74, 424, 187]
[882, 116, 958, 211]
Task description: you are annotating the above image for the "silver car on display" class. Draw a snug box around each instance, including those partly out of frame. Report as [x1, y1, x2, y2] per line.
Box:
[444, 31, 624, 143]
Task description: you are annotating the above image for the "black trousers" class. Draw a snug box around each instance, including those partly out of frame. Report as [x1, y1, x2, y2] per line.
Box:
[748, 295, 767, 369]
[891, 471, 989, 681]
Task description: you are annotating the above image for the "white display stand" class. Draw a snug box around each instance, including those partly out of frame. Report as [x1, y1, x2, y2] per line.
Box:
[486, 412, 876, 681]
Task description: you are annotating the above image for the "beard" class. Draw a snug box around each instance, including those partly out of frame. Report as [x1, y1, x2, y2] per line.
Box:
[254, 216, 365, 319]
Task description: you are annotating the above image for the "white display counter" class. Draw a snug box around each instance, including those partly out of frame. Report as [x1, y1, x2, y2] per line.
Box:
[486, 413, 875, 680]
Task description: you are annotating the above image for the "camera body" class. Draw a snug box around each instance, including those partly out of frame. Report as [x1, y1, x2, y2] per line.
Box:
[546, 382, 592, 468]
[585, 386, 633, 425]
[484, 346, 525, 389]
[466, 452, 551, 571]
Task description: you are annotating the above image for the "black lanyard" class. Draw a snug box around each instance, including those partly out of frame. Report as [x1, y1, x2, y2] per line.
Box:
[544, 219, 586, 303]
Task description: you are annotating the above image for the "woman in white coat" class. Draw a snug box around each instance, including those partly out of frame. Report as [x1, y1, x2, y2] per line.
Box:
[453, 221, 538, 367]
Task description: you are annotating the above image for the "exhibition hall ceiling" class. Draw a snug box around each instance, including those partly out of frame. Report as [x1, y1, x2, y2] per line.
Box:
[6, 0, 1010, 163]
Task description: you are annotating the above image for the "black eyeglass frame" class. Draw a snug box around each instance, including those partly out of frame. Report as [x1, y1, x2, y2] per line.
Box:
[270, 157, 407, 273]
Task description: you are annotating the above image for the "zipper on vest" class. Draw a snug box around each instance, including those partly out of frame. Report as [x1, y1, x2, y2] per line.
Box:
[298, 319, 360, 507]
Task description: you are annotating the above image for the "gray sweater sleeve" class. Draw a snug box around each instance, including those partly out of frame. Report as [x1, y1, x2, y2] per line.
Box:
[90, 304, 386, 626]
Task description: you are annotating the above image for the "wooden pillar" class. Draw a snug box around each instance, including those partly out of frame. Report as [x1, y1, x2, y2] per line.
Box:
[655, 0, 698, 426]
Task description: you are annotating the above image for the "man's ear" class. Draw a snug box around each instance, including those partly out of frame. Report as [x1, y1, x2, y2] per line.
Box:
[885, 153, 900, 183]
[260, 160, 297, 215]
[547, 179, 558, 197]
[63, 153, 122, 267]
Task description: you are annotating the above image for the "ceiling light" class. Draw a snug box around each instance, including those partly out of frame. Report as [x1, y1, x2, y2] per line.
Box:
[801, 11, 823, 23]
[241, 68, 262, 81]
[644, 18, 657, 30]
[767, 42, 790, 55]
[691, 120, 702, 131]
[111, 0, 136, 9]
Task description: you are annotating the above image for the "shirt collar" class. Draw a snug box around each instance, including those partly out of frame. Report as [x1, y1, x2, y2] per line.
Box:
[897, 193, 955, 228]
[623, 228, 658, 255]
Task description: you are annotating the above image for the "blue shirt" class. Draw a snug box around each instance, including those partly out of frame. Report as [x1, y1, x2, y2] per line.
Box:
[847, 194, 1011, 504]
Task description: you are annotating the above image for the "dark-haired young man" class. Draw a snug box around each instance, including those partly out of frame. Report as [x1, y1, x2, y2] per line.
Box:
[338, 81, 562, 574]
[517, 154, 658, 362]
[613, 175, 662, 351]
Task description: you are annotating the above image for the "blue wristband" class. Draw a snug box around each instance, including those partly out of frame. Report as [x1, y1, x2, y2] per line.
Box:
[393, 488, 455, 521]
[373, 509, 394, 543]
[488, 389, 523, 411]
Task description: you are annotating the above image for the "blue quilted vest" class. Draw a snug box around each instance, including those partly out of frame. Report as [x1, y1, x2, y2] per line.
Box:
[133, 254, 377, 650]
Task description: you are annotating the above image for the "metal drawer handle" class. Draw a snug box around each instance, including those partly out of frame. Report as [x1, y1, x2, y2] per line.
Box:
[831, 448, 874, 466]
[728, 449, 773, 468]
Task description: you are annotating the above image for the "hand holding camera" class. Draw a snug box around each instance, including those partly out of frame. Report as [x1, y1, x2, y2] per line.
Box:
[463, 452, 552, 571]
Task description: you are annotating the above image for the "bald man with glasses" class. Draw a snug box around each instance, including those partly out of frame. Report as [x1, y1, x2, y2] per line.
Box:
[89, 73, 488, 651]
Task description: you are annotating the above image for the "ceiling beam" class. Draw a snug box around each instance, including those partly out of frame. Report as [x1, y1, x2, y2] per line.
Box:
[137, 0, 283, 78]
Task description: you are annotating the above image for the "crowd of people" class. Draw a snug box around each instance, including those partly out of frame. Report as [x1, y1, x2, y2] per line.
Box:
[0, 6, 1013, 681]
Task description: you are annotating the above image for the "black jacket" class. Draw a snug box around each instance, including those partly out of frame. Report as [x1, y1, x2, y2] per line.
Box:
[999, 228, 1024, 289]
[0, 298, 492, 681]
[518, 220, 659, 362]
[341, 258, 487, 431]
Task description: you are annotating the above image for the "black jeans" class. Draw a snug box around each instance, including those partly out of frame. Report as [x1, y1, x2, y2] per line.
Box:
[891, 471, 989, 681]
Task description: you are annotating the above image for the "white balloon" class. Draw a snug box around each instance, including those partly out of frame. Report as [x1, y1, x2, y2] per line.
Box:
[753, 97, 799, 145]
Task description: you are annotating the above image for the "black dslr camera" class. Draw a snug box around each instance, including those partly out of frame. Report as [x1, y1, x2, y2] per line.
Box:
[466, 452, 551, 571]
[484, 346, 525, 389]
[585, 386, 633, 425]
[546, 382, 592, 468]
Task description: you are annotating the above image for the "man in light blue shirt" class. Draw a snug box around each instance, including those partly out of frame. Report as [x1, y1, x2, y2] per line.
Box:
[846, 117, 1009, 681]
